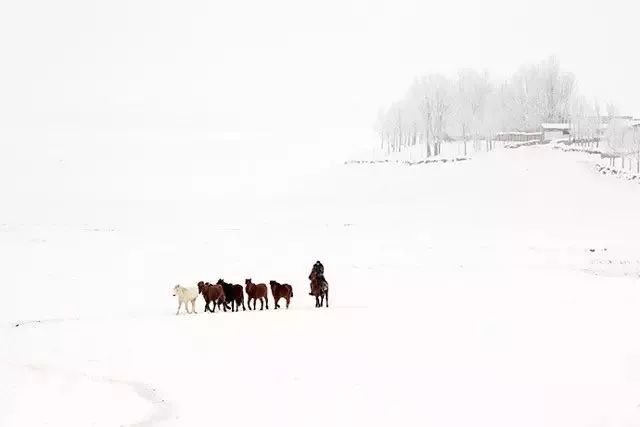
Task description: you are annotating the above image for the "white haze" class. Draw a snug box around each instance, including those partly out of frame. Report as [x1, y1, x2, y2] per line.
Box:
[0, 0, 638, 137]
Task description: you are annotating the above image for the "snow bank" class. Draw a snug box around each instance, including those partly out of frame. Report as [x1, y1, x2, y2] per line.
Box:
[348, 139, 504, 163]
[344, 157, 469, 166]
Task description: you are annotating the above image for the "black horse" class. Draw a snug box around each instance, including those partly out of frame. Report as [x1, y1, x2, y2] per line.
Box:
[309, 261, 329, 308]
[216, 279, 237, 311]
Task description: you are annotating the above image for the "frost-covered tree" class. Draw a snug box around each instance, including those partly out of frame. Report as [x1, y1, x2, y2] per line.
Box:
[570, 96, 598, 140]
[454, 69, 491, 155]
[376, 57, 580, 157]
[634, 126, 640, 173]
[602, 113, 638, 170]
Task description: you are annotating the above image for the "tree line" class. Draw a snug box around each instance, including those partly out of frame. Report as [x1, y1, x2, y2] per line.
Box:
[374, 57, 604, 157]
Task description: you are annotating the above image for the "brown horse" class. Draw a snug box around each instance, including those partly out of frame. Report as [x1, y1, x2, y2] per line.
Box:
[269, 280, 293, 309]
[217, 279, 246, 312]
[309, 262, 329, 308]
[198, 281, 227, 313]
[244, 279, 269, 310]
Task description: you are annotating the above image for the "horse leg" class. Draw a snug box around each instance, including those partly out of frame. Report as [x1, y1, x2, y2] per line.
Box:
[286, 296, 290, 309]
[325, 289, 329, 308]
[265, 295, 269, 310]
[185, 301, 191, 314]
[192, 299, 197, 314]
[222, 300, 227, 312]
[176, 300, 183, 315]
[242, 299, 246, 311]
[260, 298, 264, 311]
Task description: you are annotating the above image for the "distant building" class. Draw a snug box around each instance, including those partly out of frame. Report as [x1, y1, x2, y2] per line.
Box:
[541, 123, 571, 142]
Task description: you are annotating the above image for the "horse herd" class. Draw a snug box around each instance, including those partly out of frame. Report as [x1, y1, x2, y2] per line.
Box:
[172, 261, 330, 315]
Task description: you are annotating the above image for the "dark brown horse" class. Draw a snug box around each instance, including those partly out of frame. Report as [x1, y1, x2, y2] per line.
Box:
[269, 280, 293, 309]
[244, 279, 269, 310]
[217, 279, 246, 312]
[198, 281, 227, 313]
[309, 262, 329, 308]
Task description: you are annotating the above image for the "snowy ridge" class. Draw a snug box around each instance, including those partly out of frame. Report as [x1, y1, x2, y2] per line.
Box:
[344, 157, 469, 165]
[552, 144, 604, 155]
[595, 164, 640, 183]
[504, 139, 551, 148]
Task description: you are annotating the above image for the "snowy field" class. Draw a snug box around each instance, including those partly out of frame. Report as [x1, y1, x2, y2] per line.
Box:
[3, 132, 640, 426]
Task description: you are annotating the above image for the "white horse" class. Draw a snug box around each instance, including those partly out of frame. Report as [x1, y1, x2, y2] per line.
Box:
[173, 285, 199, 315]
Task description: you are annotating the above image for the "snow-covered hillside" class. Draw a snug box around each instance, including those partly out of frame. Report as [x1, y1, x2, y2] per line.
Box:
[2, 137, 640, 427]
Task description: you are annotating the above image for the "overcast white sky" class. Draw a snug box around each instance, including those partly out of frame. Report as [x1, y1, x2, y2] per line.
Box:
[0, 0, 638, 133]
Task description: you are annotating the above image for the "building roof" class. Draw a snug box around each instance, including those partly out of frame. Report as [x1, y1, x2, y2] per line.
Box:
[542, 123, 571, 130]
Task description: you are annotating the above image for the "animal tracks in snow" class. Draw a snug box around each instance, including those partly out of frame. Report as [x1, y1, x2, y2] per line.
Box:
[2, 317, 174, 427]
[0, 361, 173, 427]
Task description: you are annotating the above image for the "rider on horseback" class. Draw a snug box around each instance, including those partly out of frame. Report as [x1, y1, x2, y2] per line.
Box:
[309, 260, 328, 295]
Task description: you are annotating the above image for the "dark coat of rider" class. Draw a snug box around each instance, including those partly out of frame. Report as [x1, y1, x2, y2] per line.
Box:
[310, 261, 328, 292]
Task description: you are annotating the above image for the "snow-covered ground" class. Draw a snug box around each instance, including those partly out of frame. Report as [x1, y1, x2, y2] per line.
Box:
[351, 139, 507, 163]
[2, 133, 640, 426]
